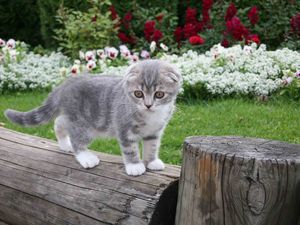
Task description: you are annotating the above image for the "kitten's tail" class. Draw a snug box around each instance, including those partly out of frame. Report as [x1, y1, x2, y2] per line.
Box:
[4, 94, 59, 127]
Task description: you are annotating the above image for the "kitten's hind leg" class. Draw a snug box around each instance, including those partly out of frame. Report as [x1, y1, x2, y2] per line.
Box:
[54, 116, 73, 153]
[68, 125, 100, 169]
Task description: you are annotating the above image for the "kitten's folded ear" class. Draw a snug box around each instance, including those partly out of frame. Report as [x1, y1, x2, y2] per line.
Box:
[165, 66, 183, 84]
[124, 64, 139, 82]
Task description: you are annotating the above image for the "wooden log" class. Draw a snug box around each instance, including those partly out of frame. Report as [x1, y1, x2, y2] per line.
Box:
[176, 136, 300, 225]
[0, 127, 180, 225]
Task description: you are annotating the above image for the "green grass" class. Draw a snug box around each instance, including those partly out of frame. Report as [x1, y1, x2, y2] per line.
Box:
[1, 91, 300, 165]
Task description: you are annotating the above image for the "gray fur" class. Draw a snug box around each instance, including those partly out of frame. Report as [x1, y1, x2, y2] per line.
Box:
[4, 59, 182, 175]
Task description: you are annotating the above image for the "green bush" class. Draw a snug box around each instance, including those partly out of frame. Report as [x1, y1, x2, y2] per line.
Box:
[37, 0, 90, 49]
[54, 0, 119, 58]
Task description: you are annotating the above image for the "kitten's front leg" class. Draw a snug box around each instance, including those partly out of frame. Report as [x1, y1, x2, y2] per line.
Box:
[120, 141, 146, 176]
[143, 136, 165, 171]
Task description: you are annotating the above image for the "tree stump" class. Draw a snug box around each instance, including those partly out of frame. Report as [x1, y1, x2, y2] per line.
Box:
[0, 127, 180, 225]
[176, 136, 300, 225]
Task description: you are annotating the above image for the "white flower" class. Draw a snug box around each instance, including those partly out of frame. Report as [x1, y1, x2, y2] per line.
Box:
[6, 39, 16, 49]
[86, 60, 96, 70]
[59, 67, 67, 76]
[160, 43, 168, 51]
[243, 45, 252, 55]
[150, 41, 156, 53]
[107, 47, 119, 59]
[140, 50, 150, 59]
[74, 59, 81, 65]
[79, 51, 85, 60]
[71, 64, 80, 74]
[119, 45, 131, 59]
[9, 49, 18, 60]
[0, 39, 5, 47]
[85, 51, 95, 61]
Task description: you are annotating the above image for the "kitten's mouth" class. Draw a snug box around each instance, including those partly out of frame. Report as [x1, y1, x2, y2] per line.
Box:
[145, 108, 155, 112]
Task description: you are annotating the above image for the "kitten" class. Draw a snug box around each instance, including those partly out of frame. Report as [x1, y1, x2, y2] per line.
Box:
[4, 59, 182, 176]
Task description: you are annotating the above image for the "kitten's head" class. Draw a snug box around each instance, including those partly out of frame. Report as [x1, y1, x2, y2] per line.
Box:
[123, 60, 182, 112]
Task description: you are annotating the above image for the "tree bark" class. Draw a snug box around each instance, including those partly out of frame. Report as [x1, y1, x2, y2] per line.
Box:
[176, 136, 300, 225]
[0, 127, 180, 225]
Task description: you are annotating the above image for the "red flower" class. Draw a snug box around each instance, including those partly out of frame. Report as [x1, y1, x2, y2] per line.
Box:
[118, 32, 136, 44]
[202, 0, 213, 10]
[152, 30, 163, 42]
[291, 13, 300, 36]
[189, 35, 205, 45]
[245, 34, 260, 44]
[195, 22, 204, 32]
[248, 6, 259, 25]
[221, 39, 230, 48]
[109, 5, 118, 20]
[183, 23, 197, 39]
[174, 27, 183, 43]
[122, 12, 133, 29]
[225, 3, 237, 21]
[124, 12, 133, 22]
[144, 20, 156, 41]
[144, 21, 163, 42]
[202, 10, 210, 25]
[185, 7, 198, 24]
[156, 14, 164, 22]
[226, 17, 249, 41]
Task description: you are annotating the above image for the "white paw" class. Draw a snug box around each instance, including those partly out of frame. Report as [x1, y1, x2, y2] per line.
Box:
[125, 162, 146, 176]
[58, 137, 74, 152]
[75, 151, 100, 169]
[147, 158, 165, 171]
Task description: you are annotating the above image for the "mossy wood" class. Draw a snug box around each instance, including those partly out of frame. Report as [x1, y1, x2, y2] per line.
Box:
[0, 127, 180, 225]
[176, 136, 300, 225]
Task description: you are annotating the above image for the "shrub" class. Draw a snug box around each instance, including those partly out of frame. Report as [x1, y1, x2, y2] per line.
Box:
[54, 0, 119, 58]
[37, 0, 90, 49]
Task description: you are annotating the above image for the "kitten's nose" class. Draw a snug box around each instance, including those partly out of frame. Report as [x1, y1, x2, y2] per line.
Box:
[145, 104, 152, 109]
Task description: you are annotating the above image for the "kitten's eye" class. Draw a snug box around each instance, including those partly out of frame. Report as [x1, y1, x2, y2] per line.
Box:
[134, 90, 144, 98]
[155, 91, 165, 99]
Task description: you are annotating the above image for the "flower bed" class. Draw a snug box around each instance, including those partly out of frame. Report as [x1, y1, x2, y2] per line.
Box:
[70, 42, 300, 98]
[0, 39, 70, 92]
[1, 37, 300, 99]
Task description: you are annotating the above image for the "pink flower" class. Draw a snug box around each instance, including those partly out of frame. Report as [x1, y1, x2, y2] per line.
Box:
[6, 39, 16, 49]
[85, 51, 95, 61]
[0, 39, 5, 47]
[107, 47, 119, 59]
[120, 45, 131, 58]
[86, 61, 96, 71]
[140, 50, 150, 59]
[71, 64, 80, 75]
[130, 54, 139, 62]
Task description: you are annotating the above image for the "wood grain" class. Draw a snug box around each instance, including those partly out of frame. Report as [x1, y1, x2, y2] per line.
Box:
[0, 127, 180, 225]
[176, 136, 300, 225]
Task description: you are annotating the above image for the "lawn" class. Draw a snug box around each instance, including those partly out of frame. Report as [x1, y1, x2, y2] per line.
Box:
[0, 91, 299, 165]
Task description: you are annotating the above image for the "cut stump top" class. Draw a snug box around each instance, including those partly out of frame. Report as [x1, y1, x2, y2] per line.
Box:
[185, 136, 300, 161]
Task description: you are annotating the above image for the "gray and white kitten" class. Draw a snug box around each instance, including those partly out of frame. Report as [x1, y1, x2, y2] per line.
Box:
[4, 60, 182, 176]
